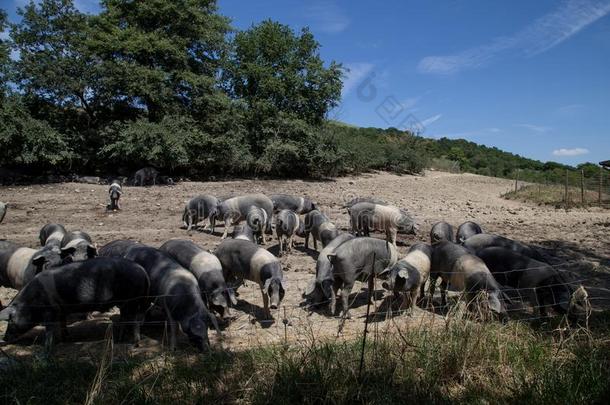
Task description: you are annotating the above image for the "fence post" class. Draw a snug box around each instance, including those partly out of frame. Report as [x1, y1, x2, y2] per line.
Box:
[600, 165, 604, 205]
[514, 169, 519, 192]
[358, 252, 376, 382]
[564, 169, 569, 207]
[581, 169, 585, 204]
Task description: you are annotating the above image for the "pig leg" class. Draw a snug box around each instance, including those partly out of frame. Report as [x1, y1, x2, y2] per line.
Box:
[313, 236, 318, 251]
[408, 289, 419, 315]
[535, 287, 548, 318]
[440, 280, 448, 307]
[340, 283, 354, 319]
[261, 289, 271, 320]
[118, 304, 139, 343]
[428, 276, 438, 304]
[210, 216, 216, 234]
[221, 216, 232, 239]
[419, 282, 427, 307]
[288, 235, 294, 252]
[387, 228, 397, 248]
[187, 213, 193, 232]
[42, 311, 62, 351]
[305, 232, 310, 249]
[329, 291, 337, 316]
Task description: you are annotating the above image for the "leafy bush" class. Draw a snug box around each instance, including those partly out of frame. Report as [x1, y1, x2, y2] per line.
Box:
[0, 99, 72, 168]
[101, 115, 252, 175]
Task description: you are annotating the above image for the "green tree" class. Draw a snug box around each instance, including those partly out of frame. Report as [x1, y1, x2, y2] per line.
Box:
[0, 10, 10, 97]
[12, 0, 100, 124]
[226, 20, 343, 152]
[0, 97, 72, 168]
[90, 0, 231, 122]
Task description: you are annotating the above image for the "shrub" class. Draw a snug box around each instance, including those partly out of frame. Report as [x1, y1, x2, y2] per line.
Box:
[0, 99, 72, 168]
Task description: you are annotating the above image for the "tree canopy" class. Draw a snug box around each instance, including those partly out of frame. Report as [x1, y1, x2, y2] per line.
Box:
[0, 0, 593, 182]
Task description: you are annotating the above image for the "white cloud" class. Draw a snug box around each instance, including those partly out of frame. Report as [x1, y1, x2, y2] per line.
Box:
[341, 62, 374, 97]
[305, 1, 350, 33]
[552, 147, 589, 156]
[421, 114, 442, 127]
[418, 0, 610, 74]
[516, 123, 552, 132]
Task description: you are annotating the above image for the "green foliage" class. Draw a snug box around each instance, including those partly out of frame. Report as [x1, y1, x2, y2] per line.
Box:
[227, 20, 342, 126]
[0, 9, 9, 96]
[0, 1, 594, 179]
[227, 19, 343, 162]
[330, 123, 428, 174]
[100, 115, 252, 173]
[0, 98, 72, 167]
[90, 0, 231, 122]
[12, 0, 99, 123]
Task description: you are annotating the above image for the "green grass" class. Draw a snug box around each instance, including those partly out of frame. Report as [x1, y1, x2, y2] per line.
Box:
[1, 316, 609, 404]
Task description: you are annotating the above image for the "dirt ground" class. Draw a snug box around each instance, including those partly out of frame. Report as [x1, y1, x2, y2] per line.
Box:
[0, 170, 609, 358]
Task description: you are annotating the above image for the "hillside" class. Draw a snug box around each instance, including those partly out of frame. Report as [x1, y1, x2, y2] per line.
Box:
[329, 121, 599, 184]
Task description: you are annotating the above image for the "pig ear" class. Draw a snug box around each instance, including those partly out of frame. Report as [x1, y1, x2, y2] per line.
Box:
[32, 255, 47, 268]
[0, 306, 15, 321]
[87, 244, 97, 258]
[60, 247, 76, 257]
[263, 279, 272, 294]
[398, 269, 409, 280]
[304, 280, 316, 296]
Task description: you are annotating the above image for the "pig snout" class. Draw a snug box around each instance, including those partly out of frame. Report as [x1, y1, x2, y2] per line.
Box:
[269, 291, 280, 309]
[269, 285, 282, 309]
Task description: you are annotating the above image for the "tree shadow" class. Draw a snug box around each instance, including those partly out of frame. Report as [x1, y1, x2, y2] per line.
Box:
[529, 238, 610, 311]
[294, 245, 320, 261]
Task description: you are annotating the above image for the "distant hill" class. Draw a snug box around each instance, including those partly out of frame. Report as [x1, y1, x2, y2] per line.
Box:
[328, 121, 598, 183]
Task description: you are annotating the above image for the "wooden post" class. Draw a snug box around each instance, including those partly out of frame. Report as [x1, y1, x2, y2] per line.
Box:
[564, 169, 569, 206]
[600, 166, 604, 205]
[514, 169, 519, 192]
[358, 252, 376, 382]
[581, 169, 585, 204]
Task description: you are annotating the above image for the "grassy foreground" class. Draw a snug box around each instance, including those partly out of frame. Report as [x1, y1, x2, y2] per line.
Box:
[1, 317, 609, 404]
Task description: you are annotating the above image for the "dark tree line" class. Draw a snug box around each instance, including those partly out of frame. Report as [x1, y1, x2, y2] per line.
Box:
[0, 1, 595, 182]
[0, 0, 342, 177]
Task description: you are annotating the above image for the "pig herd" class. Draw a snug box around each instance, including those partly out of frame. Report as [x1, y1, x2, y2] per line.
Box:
[0, 193, 589, 352]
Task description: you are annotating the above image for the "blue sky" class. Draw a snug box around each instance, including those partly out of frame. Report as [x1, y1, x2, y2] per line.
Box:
[2, 0, 609, 165]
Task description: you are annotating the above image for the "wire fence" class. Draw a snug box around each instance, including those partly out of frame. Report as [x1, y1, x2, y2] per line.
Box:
[506, 167, 610, 208]
[0, 255, 604, 356]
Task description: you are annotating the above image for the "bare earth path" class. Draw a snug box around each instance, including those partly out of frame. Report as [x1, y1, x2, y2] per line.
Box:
[0, 170, 609, 357]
